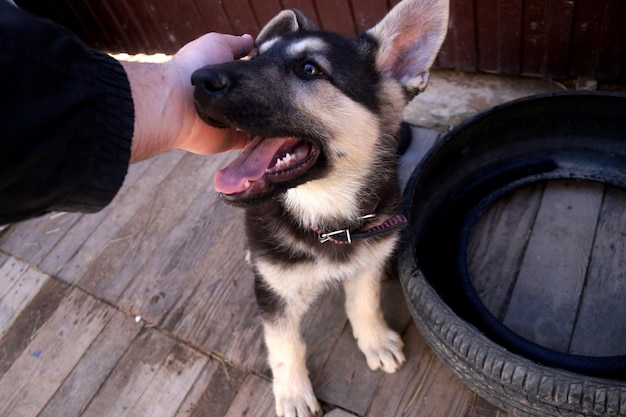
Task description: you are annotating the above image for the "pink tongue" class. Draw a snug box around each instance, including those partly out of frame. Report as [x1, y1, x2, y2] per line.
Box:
[214, 136, 296, 194]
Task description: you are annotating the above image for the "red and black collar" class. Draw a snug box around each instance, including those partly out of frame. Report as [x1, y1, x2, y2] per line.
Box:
[309, 212, 407, 245]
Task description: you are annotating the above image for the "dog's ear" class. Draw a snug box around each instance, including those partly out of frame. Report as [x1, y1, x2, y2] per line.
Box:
[256, 9, 318, 48]
[366, 0, 449, 95]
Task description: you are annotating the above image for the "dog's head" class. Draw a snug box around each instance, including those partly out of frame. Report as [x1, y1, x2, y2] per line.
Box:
[192, 0, 449, 207]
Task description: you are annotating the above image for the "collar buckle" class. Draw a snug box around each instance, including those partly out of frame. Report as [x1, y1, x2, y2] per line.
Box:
[318, 228, 352, 244]
[316, 213, 375, 244]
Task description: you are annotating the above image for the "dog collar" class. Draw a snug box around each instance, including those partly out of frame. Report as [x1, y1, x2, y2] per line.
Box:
[309, 213, 407, 245]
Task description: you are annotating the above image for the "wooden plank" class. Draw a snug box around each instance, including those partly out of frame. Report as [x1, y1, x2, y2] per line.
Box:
[497, 0, 523, 75]
[594, 0, 626, 81]
[38, 310, 141, 417]
[469, 395, 513, 417]
[0, 277, 67, 378]
[80, 328, 207, 417]
[173, 358, 249, 417]
[0, 255, 28, 301]
[315, 278, 411, 415]
[280, 0, 320, 26]
[472, 0, 525, 74]
[0, 155, 154, 274]
[113, 156, 243, 321]
[193, 0, 235, 36]
[324, 409, 358, 417]
[164, 233, 346, 374]
[503, 180, 604, 352]
[568, 0, 607, 78]
[301, 289, 350, 378]
[223, 373, 275, 417]
[123, 0, 207, 52]
[543, 0, 575, 78]
[367, 324, 475, 417]
[69, 151, 220, 303]
[0, 289, 115, 417]
[521, 0, 550, 77]
[569, 186, 626, 356]
[164, 0, 210, 49]
[0, 252, 9, 271]
[65, 0, 119, 51]
[0, 257, 50, 335]
[125, 346, 207, 417]
[0, 210, 82, 269]
[468, 182, 544, 320]
[315, 0, 356, 36]
[521, 0, 575, 78]
[110, 1, 164, 52]
[160, 218, 267, 371]
[249, 0, 283, 30]
[45, 152, 182, 283]
[475, 0, 501, 73]
[436, 0, 477, 73]
[352, 0, 389, 33]
[315, 323, 389, 415]
[221, 0, 261, 35]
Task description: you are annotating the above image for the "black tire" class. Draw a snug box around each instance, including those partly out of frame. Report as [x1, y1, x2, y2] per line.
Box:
[399, 248, 626, 417]
[398, 92, 626, 416]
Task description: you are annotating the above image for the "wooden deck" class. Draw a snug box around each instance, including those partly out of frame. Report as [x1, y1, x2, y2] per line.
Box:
[469, 180, 626, 357]
[0, 126, 519, 417]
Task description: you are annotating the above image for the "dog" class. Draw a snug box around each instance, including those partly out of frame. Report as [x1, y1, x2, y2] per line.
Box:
[191, 1, 448, 415]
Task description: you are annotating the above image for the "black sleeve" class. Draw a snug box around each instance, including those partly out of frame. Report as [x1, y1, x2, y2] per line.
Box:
[0, 2, 134, 225]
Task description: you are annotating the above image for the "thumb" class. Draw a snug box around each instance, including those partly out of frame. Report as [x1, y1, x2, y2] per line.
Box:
[226, 33, 254, 59]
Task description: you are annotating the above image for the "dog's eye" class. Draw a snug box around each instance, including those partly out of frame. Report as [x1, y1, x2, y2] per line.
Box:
[300, 62, 324, 77]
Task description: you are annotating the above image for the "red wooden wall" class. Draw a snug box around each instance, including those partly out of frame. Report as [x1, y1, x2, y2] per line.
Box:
[439, 0, 626, 82]
[15, 0, 626, 82]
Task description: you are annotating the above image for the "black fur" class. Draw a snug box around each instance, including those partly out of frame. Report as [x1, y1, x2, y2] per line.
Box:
[254, 271, 286, 319]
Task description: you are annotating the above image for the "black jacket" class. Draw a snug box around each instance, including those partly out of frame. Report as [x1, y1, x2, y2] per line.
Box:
[0, 2, 134, 225]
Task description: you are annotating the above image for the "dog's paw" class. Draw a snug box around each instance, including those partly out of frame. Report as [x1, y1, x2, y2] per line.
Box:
[356, 326, 405, 373]
[274, 377, 321, 417]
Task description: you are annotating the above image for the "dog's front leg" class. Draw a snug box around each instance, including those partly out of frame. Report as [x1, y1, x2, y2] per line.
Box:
[344, 269, 406, 373]
[263, 316, 320, 417]
[255, 274, 321, 417]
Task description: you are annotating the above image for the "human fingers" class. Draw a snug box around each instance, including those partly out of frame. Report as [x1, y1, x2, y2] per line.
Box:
[178, 123, 250, 155]
[220, 33, 254, 59]
[175, 33, 253, 69]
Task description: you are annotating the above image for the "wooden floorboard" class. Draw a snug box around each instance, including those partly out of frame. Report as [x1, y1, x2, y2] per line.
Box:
[502, 180, 604, 351]
[468, 179, 626, 358]
[570, 185, 626, 356]
[1, 138, 519, 417]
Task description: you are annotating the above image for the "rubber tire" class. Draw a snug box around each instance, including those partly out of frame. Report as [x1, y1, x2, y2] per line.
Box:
[398, 247, 626, 417]
[398, 92, 626, 416]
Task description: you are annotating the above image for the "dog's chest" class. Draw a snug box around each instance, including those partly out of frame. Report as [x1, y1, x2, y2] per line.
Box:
[253, 229, 397, 291]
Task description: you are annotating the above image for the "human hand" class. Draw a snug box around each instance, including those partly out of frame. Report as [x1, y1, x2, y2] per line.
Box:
[168, 33, 254, 155]
[123, 33, 254, 162]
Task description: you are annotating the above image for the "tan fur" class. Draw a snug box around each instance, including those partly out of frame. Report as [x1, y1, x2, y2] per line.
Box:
[284, 91, 382, 226]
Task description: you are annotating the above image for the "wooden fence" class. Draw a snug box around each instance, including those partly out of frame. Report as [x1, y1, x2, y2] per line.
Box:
[15, 0, 626, 82]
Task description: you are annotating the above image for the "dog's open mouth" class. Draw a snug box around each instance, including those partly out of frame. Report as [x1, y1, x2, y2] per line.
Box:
[215, 136, 320, 202]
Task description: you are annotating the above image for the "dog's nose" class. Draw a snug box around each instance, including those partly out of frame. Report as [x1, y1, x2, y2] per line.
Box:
[191, 68, 231, 96]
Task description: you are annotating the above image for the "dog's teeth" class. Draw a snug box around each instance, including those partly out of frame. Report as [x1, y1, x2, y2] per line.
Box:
[244, 180, 252, 189]
[268, 153, 297, 173]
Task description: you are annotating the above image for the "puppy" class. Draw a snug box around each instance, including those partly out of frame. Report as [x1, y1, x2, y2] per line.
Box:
[192, 1, 449, 415]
